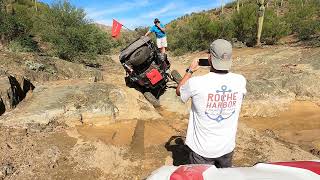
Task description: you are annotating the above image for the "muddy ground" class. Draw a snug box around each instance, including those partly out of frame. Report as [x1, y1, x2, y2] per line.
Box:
[0, 46, 319, 179]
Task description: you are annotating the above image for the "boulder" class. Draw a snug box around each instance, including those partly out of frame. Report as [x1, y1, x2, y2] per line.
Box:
[159, 88, 190, 116]
[232, 38, 246, 48]
[0, 51, 104, 83]
[0, 82, 161, 128]
[0, 76, 10, 116]
[0, 75, 34, 116]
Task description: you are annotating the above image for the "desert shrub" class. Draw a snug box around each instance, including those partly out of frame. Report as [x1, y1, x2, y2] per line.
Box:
[262, 9, 290, 45]
[34, 1, 112, 61]
[8, 40, 25, 52]
[232, 3, 290, 46]
[231, 4, 257, 46]
[296, 20, 319, 40]
[284, 0, 320, 40]
[167, 14, 223, 55]
[13, 2, 38, 29]
[0, 13, 28, 43]
[135, 26, 149, 37]
[0, 0, 114, 62]
[188, 15, 220, 50]
[217, 16, 235, 41]
[168, 25, 194, 55]
[8, 35, 38, 52]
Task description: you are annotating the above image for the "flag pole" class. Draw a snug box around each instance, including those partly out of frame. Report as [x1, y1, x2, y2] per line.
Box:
[113, 19, 132, 31]
[122, 24, 132, 31]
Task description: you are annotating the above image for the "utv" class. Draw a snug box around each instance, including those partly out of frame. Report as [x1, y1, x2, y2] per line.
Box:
[119, 36, 182, 107]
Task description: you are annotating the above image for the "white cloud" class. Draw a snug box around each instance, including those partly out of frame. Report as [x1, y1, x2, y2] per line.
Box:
[145, 2, 177, 18]
[92, 0, 233, 29]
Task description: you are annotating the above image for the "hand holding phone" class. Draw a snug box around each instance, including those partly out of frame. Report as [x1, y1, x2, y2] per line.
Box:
[198, 59, 210, 66]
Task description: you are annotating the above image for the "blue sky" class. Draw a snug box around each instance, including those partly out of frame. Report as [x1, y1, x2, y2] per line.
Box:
[40, 0, 233, 29]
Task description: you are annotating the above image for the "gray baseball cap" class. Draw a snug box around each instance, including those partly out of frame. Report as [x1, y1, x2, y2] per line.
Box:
[209, 39, 232, 70]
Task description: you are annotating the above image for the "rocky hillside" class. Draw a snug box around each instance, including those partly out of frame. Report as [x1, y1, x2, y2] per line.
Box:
[0, 44, 319, 179]
[165, 0, 319, 55]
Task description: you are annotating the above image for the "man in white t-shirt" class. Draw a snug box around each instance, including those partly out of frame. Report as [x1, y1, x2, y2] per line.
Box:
[176, 39, 247, 168]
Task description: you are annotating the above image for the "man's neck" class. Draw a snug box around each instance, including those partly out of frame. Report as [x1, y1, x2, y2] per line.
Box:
[210, 67, 229, 74]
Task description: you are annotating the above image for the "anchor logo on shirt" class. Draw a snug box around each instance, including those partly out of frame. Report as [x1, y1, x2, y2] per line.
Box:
[205, 85, 236, 122]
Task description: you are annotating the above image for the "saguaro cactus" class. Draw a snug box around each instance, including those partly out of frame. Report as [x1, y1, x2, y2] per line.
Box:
[237, 0, 240, 13]
[34, 0, 37, 11]
[256, 0, 267, 46]
[221, 0, 224, 14]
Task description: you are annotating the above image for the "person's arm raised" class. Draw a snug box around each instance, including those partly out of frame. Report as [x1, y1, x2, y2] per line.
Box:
[157, 24, 165, 32]
[145, 30, 151, 36]
[176, 59, 199, 96]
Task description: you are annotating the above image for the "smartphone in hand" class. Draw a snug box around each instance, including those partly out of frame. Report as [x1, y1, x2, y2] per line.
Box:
[198, 59, 210, 66]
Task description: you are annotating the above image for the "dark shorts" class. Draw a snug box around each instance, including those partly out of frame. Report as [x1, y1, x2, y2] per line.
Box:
[189, 150, 234, 168]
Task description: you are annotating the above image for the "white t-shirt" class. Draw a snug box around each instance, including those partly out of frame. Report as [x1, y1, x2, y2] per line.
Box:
[180, 72, 247, 158]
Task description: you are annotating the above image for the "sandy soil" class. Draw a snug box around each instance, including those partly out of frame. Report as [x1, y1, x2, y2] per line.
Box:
[242, 101, 320, 155]
[1, 103, 318, 179]
[0, 46, 319, 179]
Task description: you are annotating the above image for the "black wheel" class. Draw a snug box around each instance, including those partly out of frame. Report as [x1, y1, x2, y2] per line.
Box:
[143, 92, 160, 108]
[126, 45, 151, 66]
[171, 70, 182, 83]
[125, 76, 136, 88]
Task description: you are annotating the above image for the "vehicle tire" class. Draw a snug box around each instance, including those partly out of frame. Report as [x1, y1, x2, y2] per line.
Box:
[143, 92, 160, 108]
[125, 76, 135, 88]
[126, 45, 151, 66]
[171, 70, 182, 83]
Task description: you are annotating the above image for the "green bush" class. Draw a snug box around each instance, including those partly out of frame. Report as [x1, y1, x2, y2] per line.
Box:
[2, 0, 319, 58]
[8, 35, 38, 52]
[284, 0, 320, 40]
[168, 25, 194, 55]
[167, 14, 224, 55]
[217, 16, 235, 41]
[262, 9, 290, 45]
[231, 4, 257, 46]
[296, 20, 319, 40]
[0, 13, 28, 43]
[8, 40, 25, 52]
[1, 0, 114, 63]
[33, 1, 112, 61]
[231, 3, 290, 46]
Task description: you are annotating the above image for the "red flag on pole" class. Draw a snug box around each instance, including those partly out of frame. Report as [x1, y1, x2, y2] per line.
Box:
[111, 19, 123, 38]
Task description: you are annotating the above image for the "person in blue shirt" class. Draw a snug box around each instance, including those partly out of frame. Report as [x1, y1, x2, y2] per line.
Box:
[145, 18, 167, 54]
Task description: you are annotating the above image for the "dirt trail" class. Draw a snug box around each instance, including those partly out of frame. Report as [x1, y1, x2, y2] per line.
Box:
[0, 46, 319, 179]
[242, 101, 320, 155]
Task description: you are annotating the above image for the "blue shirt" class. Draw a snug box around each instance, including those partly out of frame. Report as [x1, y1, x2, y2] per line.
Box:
[150, 24, 166, 38]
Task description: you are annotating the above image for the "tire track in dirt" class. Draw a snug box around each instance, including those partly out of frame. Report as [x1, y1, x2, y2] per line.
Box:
[130, 120, 145, 157]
